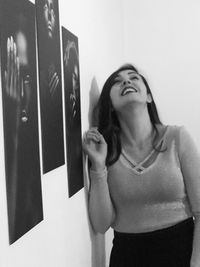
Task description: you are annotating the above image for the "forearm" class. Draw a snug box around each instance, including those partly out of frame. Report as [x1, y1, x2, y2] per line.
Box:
[191, 215, 200, 267]
[88, 168, 115, 234]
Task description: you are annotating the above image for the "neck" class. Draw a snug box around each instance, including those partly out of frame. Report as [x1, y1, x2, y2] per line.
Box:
[117, 105, 154, 147]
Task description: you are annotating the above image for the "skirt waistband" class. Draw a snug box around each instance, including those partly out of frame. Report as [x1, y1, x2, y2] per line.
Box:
[114, 217, 194, 241]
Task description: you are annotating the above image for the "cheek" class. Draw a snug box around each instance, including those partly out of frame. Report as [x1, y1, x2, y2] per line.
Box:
[109, 88, 116, 104]
[139, 82, 148, 97]
[43, 10, 49, 23]
[110, 89, 120, 110]
[72, 77, 76, 90]
[51, 15, 55, 29]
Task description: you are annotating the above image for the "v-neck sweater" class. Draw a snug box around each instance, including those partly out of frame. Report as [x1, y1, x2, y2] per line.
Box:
[91, 125, 200, 233]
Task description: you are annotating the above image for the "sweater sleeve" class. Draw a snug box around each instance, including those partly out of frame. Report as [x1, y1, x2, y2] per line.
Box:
[178, 126, 200, 266]
[178, 126, 200, 217]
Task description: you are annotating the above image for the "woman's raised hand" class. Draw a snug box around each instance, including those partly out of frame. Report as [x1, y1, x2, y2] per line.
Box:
[83, 128, 107, 171]
[4, 36, 20, 103]
[4, 36, 21, 136]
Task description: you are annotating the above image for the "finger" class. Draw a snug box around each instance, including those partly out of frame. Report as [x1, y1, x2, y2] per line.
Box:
[64, 49, 67, 63]
[88, 127, 100, 134]
[6, 37, 10, 70]
[16, 56, 20, 102]
[87, 128, 106, 144]
[6, 38, 11, 92]
[86, 132, 101, 143]
[90, 127, 98, 131]
[13, 42, 17, 98]
[98, 134, 106, 144]
[82, 132, 89, 147]
[49, 72, 57, 88]
[87, 128, 102, 139]
[50, 75, 59, 95]
[50, 78, 58, 95]
[23, 75, 31, 109]
[82, 135, 97, 153]
[86, 131, 100, 139]
[10, 36, 14, 97]
[49, 75, 57, 94]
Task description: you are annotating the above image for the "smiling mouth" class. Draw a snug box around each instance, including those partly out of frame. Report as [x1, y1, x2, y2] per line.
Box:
[121, 87, 137, 96]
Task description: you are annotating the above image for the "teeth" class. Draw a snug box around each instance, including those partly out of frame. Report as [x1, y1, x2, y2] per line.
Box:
[122, 87, 137, 96]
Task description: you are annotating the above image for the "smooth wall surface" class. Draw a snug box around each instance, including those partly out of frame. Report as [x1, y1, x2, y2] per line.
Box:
[122, 0, 200, 141]
[0, 0, 124, 266]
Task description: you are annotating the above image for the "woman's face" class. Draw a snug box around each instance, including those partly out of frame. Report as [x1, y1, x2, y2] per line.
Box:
[110, 69, 151, 111]
[43, 0, 55, 39]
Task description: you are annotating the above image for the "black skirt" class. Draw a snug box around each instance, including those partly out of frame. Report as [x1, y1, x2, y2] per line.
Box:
[109, 217, 194, 267]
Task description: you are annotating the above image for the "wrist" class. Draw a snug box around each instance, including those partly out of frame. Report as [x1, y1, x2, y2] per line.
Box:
[90, 161, 106, 172]
[90, 166, 107, 181]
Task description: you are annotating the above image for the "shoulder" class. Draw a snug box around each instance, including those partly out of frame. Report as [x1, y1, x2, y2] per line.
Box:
[158, 124, 189, 149]
[167, 125, 198, 155]
[162, 124, 187, 139]
[168, 125, 191, 141]
[155, 124, 180, 141]
[156, 124, 180, 134]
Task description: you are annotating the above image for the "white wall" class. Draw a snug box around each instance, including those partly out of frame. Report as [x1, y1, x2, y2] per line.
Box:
[0, 0, 124, 266]
[122, 0, 200, 142]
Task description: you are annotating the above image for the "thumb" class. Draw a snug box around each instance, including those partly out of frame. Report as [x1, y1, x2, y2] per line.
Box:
[98, 134, 106, 145]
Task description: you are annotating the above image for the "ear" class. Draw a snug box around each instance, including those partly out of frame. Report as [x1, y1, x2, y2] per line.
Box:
[147, 93, 152, 103]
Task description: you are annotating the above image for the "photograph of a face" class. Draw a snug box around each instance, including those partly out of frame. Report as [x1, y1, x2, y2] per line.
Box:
[0, 0, 43, 244]
[62, 27, 83, 197]
[36, 0, 65, 173]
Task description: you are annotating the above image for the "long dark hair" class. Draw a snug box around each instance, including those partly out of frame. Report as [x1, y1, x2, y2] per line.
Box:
[97, 64, 163, 166]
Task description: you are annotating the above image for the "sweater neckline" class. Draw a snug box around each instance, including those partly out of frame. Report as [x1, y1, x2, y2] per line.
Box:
[121, 126, 169, 175]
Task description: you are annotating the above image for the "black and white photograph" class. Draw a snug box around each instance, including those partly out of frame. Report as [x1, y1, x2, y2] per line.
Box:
[36, 0, 65, 173]
[0, 0, 43, 244]
[62, 27, 83, 197]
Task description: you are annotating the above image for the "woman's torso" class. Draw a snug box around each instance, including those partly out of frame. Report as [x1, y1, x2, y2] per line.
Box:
[107, 125, 193, 233]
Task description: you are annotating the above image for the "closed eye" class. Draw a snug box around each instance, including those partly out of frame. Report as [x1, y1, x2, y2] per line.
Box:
[113, 73, 139, 85]
[113, 79, 121, 85]
[130, 76, 139, 81]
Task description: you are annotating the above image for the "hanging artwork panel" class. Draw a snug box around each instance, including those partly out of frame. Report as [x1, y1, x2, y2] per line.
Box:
[36, 0, 65, 173]
[0, 0, 43, 244]
[62, 27, 83, 197]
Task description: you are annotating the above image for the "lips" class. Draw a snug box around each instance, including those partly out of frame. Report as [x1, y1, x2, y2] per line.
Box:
[48, 23, 52, 31]
[121, 86, 137, 96]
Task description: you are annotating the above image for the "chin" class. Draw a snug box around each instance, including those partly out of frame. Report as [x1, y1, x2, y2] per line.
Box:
[48, 30, 53, 39]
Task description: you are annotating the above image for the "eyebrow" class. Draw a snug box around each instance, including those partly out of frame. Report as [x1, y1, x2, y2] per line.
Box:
[128, 71, 137, 75]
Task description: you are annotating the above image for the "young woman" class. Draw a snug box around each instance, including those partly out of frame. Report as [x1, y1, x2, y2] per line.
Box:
[83, 64, 200, 267]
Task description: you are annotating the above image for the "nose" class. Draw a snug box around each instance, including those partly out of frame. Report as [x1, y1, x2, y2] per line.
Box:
[48, 8, 51, 20]
[122, 78, 131, 86]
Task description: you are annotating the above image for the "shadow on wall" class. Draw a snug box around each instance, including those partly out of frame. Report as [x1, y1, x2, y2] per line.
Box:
[83, 77, 106, 267]
[88, 77, 100, 127]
